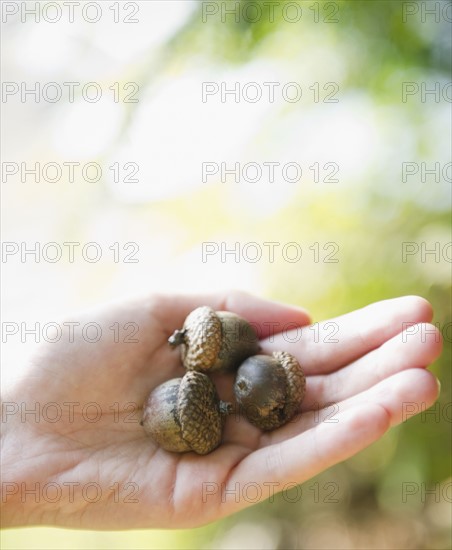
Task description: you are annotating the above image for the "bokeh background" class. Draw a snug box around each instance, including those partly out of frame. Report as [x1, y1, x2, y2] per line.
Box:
[2, 0, 451, 548]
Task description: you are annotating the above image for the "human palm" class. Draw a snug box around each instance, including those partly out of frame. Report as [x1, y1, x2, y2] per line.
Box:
[1, 292, 441, 529]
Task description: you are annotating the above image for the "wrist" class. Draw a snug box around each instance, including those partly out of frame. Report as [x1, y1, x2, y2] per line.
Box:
[1, 398, 35, 528]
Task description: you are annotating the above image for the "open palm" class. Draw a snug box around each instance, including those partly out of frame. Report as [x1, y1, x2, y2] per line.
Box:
[1, 292, 441, 529]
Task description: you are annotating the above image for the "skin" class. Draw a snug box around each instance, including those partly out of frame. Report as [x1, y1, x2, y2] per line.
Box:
[0, 291, 442, 530]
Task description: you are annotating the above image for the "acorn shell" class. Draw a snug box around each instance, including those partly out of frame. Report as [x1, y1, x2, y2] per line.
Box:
[213, 311, 261, 371]
[234, 351, 306, 431]
[141, 378, 191, 453]
[169, 306, 260, 372]
[141, 371, 230, 455]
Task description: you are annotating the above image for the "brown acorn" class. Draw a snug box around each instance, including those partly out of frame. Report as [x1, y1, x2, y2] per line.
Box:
[141, 371, 232, 454]
[168, 306, 260, 372]
[234, 351, 306, 431]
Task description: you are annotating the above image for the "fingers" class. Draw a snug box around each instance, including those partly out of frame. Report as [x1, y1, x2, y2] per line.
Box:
[302, 322, 442, 410]
[155, 290, 311, 337]
[268, 368, 440, 442]
[318, 368, 440, 428]
[261, 296, 433, 375]
[222, 402, 390, 517]
[222, 366, 440, 516]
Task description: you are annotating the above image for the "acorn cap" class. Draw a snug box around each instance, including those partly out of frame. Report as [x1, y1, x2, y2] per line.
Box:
[272, 350, 306, 421]
[169, 306, 222, 371]
[177, 370, 230, 455]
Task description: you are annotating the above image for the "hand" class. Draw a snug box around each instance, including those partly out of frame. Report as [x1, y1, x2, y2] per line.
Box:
[1, 292, 441, 529]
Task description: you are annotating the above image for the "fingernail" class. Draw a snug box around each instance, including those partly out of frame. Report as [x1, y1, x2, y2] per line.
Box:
[436, 378, 441, 395]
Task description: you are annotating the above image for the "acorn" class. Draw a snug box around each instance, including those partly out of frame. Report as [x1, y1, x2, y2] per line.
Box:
[140, 371, 232, 454]
[168, 306, 260, 372]
[234, 351, 306, 431]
